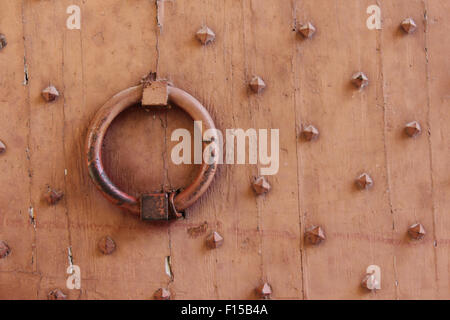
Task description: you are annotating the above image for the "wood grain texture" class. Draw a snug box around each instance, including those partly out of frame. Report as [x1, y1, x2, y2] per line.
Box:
[0, 0, 38, 298]
[0, 0, 448, 299]
[427, 0, 450, 299]
[22, 0, 73, 299]
[294, 0, 396, 299]
[63, 0, 170, 300]
[379, 0, 437, 299]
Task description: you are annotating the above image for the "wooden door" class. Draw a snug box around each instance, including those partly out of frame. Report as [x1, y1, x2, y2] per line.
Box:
[0, 0, 448, 300]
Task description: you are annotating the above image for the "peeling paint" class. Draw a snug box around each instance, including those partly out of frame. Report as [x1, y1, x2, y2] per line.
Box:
[165, 256, 173, 279]
[23, 57, 28, 85]
[28, 206, 35, 228]
[156, 0, 165, 30]
[68, 246, 74, 266]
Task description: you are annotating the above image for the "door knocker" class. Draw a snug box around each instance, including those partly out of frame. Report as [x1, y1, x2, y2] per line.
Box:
[86, 76, 218, 221]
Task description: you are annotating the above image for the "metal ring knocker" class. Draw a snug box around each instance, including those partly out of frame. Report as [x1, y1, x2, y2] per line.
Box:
[86, 80, 218, 221]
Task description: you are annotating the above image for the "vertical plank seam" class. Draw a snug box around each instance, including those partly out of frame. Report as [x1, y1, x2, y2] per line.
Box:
[159, 112, 170, 189]
[223, 0, 241, 299]
[291, 0, 306, 300]
[163, 111, 174, 290]
[21, 0, 38, 275]
[77, 1, 88, 292]
[59, 0, 79, 276]
[375, 0, 399, 300]
[155, 0, 161, 76]
[209, 0, 220, 299]
[242, 0, 265, 289]
[422, 0, 440, 297]
[156, 0, 174, 292]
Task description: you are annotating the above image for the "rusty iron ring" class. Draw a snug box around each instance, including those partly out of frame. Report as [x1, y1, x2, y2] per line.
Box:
[86, 84, 218, 221]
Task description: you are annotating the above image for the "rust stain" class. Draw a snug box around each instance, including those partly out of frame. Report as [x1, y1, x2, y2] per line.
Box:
[187, 221, 208, 238]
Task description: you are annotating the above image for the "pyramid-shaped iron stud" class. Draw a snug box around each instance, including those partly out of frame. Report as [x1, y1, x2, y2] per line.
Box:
[249, 76, 266, 94]
[0, 240, 11, 259]
[206, 231, 224, 249]
[98, 235, 116, 255]
[44, 189, 64, 205]
[355, 173, 374, 190]
[196, 26, 216, 45]
[42, 85, 60, 102]
[252, 176, 271, 195]
[255, 282, 272, 299]
[405, 121, 422, 138]
[408, 223, 426, 240]
[302, 125, 320, 141]
[298, 22, 316, 38]
[0, 140, 6, 154]
[48, 289, 67, 300]
[305, 226, 326, 245]
[0, 34, 7, 51]
[401, 18, 417, 34]
[351, 72, 369, 89]
[154, 288, 171, 300]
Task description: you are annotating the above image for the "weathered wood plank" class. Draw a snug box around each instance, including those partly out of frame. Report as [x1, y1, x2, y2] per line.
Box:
[60, 0, 169, 299]
[379, 0, 437, 299]
[21, 0, 73, 296]
[158, 0, 304, 299]
[242, 0, 303, 299]
[426, 0, 450, 299]
[0, 0, 448, 300]
[0, 0, 35, 277]
[294, 0, 396, 299]
[158, 0, 230, 300]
